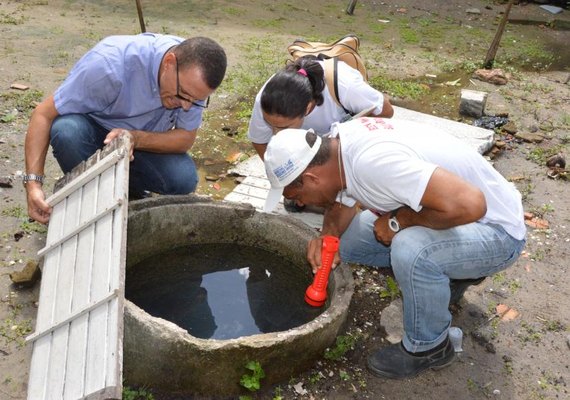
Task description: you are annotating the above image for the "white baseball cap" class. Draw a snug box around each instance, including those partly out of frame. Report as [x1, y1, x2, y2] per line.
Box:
[263, 128, 322, 212]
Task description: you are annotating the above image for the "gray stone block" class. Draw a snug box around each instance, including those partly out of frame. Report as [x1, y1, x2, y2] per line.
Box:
[459, 89, 488, 118]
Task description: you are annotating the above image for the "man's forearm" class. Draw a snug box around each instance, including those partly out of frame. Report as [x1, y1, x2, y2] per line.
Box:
[25, 98, 58, 177]
[129, 128, 197, 153]
[321, 203, 358, 237]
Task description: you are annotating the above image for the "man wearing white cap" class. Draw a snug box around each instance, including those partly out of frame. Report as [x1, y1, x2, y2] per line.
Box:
[263, 117, 526, 379]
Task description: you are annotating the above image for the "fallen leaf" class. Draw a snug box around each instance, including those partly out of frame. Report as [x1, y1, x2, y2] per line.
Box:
[524, 212, 534, 220]
[225, 152, 244, 163]
[444, 78, 461, 86]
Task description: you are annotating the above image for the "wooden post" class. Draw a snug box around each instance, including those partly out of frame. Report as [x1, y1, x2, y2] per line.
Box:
[135, 0, 146, 33]
[346, 0, 358, 15]
[483, 0, 516, 69]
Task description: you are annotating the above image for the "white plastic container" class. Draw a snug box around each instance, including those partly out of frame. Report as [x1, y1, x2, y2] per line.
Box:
[449, 326, 463, 352]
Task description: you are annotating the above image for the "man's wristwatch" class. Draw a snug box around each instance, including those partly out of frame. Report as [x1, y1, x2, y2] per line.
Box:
[388, 208, 402, 233]
[22, 174, 44, 185]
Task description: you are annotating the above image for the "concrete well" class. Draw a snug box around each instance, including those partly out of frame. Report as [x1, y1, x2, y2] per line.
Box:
[124, 195, 354, 397]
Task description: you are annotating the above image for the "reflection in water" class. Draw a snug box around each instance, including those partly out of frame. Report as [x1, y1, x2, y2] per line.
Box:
[126, 244, 324, 339]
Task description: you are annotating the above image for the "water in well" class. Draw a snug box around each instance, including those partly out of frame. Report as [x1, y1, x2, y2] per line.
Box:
[126, 243, 324, 340]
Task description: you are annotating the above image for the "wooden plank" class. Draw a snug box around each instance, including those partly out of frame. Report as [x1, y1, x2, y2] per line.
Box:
[28, 136, 130, 400]
[64, 177, 98, 399]
[45, 188, 82, 399]
[84, 166, 115, 395]
[105, 157, 129, 394]
[27, 196, 66, 399]
[46, 149, 126, 207]
[26, 290, 119, 343]
[37, 199, 123, 257]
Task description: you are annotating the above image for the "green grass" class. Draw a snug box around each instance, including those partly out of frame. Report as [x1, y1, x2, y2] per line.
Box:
[1, 205, 47, 234]
[216, 36, 283, 139]
[500, 35, 556, 71]
[369, 76, 429, 100]
[122, 386, 154, 400]
[0, 11, 27, 25]
[0, 89, 44, 116]
[324, 333, 359, 361]
[398, 21, 419, 44]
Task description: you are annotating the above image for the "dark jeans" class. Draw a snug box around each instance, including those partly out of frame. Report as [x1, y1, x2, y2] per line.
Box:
[50, 114, 198, 195]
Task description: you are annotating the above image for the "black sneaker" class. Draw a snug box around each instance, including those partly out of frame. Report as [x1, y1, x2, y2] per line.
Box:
[367, 338, 456, 379]
[449, 277, 486, 305]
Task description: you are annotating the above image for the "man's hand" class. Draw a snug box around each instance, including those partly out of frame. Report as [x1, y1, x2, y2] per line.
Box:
[104, 128, 135, 160]
[26, 183, 52, 224]
[373, 213, 395, 246]
[307, 236, 341, 274]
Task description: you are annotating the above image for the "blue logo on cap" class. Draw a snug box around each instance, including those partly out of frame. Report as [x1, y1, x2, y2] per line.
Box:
[273, 159, 295, 182]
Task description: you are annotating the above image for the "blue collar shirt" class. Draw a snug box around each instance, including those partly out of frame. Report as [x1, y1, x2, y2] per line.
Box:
[53, 33, 202, 133]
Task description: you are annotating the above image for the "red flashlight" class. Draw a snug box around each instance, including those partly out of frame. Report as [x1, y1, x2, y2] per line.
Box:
[305, 235, 340, 307]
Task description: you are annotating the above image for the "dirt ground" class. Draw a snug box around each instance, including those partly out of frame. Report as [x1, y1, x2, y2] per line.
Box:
[0, 1, 569, 399]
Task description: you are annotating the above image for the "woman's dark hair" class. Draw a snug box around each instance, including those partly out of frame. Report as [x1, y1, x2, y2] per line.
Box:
[175, 37, 227, 89]
[260, 55, 325, 118]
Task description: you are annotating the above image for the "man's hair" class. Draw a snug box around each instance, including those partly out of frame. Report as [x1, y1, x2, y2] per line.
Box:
[175, 37, 227, 89]
[260, 56, 325, 119]
[289, 131, 332, 186]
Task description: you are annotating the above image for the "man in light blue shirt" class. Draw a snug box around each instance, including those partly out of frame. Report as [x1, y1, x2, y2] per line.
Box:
[24, 33, 227, 223]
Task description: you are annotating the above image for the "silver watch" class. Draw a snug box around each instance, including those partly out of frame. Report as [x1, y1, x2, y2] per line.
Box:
[22, 174, 44, 185]
[388, 208, 401, 233]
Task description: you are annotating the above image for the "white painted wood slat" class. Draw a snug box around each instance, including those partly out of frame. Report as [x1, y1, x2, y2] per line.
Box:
[27, 136, 130, 400]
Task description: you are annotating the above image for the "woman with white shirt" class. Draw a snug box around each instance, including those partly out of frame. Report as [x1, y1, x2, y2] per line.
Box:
[247, 55, 394, 159]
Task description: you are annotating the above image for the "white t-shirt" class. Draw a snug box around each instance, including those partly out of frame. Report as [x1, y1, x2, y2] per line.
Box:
[247, 60, 385, 144]
[331, 118, 526, 241]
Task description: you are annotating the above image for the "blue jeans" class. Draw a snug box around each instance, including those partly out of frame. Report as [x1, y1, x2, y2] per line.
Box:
[50, 114, 198, 195]
[339, 210, 525, 353]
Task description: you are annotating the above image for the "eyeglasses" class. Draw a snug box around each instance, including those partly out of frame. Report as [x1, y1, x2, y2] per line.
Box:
[175, 57, 209, 109]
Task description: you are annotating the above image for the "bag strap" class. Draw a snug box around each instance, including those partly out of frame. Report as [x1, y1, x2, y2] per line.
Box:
[323, 57, 351, 115]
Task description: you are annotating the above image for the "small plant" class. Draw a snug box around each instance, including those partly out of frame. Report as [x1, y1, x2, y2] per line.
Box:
[324, 334, 358, 361]
[508, 279, 522, 294]
[379, 276, 401, 301]
[519, 322, 542, 344]
[492, 272, 506, 284]
[503, 355, 513, 375]
[541, 319, 565, 332]
[308, 371, 322, 384]
[240, 360, 265, 392]
[122, 386, 154, 400]
[339, 369, 350, 381]
[271, 386, 283, 400]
